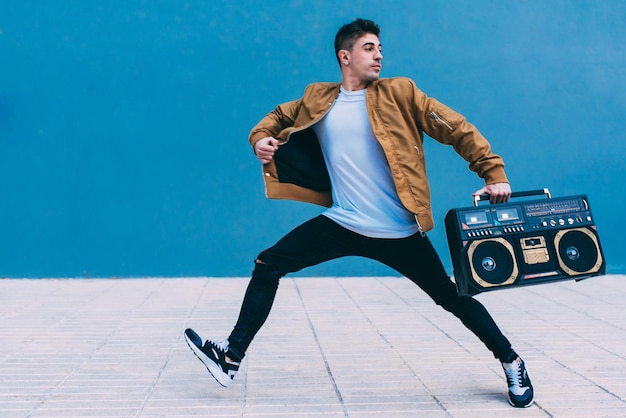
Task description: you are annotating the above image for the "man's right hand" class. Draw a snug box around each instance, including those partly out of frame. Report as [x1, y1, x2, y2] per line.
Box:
[254, 137, 279, 164]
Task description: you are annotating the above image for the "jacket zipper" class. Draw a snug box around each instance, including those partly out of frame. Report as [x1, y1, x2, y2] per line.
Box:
[414, 216, 425, 237]
[430, 111, 453, 132]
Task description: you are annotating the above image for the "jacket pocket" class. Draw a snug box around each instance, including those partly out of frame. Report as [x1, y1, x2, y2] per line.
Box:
[428, 110, 455, 132]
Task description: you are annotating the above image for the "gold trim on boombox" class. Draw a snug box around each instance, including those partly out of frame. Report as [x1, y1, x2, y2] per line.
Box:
[520, 236, 550, 265]
[554, 227, 603, 276]
[467, 238, 519, 288]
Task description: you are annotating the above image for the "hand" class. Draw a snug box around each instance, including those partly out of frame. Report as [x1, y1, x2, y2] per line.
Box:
[254, 137, 278, 164]
[473, 183, 512, 204]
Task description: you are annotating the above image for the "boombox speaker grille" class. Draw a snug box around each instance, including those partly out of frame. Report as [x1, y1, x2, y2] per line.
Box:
[554, 228, 603, 276]
[467, 238, 518, 288]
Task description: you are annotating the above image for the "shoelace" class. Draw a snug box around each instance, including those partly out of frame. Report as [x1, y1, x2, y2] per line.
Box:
[504, 361, 523, 387]
[208, 339, 240, 368]
[206, 339, 229, 352]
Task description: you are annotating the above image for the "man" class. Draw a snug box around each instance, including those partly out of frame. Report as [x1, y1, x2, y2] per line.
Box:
[185, 18, 534, 408]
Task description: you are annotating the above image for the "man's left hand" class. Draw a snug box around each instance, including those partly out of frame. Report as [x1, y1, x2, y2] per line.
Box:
[472, 183, 512, 204]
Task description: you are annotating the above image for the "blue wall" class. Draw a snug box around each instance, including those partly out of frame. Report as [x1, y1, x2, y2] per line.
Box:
[1, 1, 624, 277]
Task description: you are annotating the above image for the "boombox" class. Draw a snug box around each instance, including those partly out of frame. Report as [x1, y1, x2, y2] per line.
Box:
[445, 189, 605, 296]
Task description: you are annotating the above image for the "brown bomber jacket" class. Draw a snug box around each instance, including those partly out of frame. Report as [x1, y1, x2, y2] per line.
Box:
[248, 77, 508, 232]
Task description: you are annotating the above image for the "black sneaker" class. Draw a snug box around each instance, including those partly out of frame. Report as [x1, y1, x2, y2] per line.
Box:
[502, 356, 534, 407]
[184, 328, 240, 387]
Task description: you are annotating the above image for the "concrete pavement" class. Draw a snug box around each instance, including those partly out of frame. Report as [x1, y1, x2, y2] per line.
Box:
[0, 275, 625, 417]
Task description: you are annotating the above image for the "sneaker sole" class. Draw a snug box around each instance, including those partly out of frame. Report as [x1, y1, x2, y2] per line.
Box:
[184, 332, 232, 387]
[508, 394, 534, 408]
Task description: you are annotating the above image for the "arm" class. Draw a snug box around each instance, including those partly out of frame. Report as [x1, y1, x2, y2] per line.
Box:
[248, 98, 302, 163]
[408, 80, 510, 203]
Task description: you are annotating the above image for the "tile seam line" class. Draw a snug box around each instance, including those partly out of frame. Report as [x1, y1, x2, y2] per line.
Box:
[292, 278, 349, 418]
[134, 278, 215, 417]
[335, 277, 453, 417]
[25, 279, 167, 418]
[497, 282, 625, 404]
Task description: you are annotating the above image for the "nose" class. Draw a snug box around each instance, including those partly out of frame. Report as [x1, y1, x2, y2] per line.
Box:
[375, 49, 383, 60]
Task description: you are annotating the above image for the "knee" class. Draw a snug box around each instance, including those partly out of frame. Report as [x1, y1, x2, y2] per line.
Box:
[251, 258, 283, 285]
[436, 294, 473, 315]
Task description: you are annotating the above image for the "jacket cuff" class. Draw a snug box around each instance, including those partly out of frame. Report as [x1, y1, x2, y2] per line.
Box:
[249, 132, 267, 148]
[483, 167, 509, 185]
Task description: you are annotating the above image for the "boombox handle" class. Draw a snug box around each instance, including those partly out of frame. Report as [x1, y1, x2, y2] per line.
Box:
[473, 188, 551, 207]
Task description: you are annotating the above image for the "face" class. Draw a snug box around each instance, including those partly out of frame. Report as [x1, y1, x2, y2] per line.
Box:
[340, 33, 383, 87]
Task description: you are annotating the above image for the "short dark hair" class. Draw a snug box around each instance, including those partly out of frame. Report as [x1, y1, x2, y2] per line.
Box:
[334, 18, 380, 66]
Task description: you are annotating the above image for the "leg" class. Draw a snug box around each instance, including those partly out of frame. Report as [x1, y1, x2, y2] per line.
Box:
[364, 233, 514, 360]
[364, 232, 534, 407]
[227, 215, 359, 359]
[185, 216, 358, 386]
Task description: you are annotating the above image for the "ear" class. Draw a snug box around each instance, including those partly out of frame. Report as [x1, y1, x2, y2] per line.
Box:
[338, 49, 350, 64]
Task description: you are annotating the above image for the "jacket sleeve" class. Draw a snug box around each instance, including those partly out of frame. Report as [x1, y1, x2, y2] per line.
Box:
[409, 80, 508, 185]
[248, 98, 302, 150]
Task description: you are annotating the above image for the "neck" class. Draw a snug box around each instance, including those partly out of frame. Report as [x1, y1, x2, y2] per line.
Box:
[341, 75, 370, 91]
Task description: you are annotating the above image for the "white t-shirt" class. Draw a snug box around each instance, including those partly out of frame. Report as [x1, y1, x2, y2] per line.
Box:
[313, 87, 420, 238]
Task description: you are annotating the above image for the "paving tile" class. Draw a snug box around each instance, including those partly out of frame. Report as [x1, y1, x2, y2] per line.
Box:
[0, 275, 625, 417]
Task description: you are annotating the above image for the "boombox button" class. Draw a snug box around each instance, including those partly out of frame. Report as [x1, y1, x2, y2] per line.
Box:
[542, 221, 548, 227]
[568, 218, 574, 225]
[559, 219, 566, 226]
[550, 220, 557, 226]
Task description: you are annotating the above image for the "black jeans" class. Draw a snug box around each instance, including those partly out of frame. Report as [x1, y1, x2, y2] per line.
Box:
[227, 215, 513, 361]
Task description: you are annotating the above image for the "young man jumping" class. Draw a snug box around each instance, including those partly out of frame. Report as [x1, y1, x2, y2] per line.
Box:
[185, 18, 534, 408]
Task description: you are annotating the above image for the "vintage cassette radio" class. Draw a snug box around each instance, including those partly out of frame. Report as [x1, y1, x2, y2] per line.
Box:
[445, 189, 605, 296]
